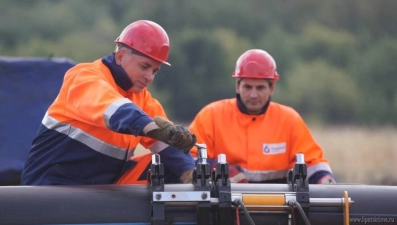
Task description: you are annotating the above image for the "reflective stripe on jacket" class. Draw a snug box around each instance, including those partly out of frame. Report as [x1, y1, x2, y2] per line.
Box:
[189, 98, 332, 183]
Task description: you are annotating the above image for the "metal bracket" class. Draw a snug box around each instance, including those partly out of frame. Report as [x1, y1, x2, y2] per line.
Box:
[194, 144, 212, 225]
[211, 154, 233, 225]
[152, 191, 211, 202]
[289, 153, 310, 225]
[149, 154, 165, 225]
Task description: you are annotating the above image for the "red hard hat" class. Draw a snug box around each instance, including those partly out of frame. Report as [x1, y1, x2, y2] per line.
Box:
[232, 49, 279, 81]
[115, 20, 171, 66]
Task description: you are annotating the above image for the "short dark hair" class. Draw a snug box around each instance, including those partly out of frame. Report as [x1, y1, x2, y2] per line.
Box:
[237, 78, 274, 86]
[116, 43, 151, 58]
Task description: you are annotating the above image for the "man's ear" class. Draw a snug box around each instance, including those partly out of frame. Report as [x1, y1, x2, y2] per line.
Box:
[235, 80, 240, 94]
[114, 49, 124, 65]
[270, 83, 276, 95]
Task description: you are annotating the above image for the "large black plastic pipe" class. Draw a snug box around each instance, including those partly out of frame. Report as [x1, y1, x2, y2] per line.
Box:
[1, 184, 396, 225]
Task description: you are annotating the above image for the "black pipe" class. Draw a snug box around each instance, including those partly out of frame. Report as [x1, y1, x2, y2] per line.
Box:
[1, 184, 397, 225]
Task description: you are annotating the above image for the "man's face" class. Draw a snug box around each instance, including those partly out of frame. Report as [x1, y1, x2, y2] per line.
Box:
[236, 78, 275, 114]
[115, 48, 161, 93]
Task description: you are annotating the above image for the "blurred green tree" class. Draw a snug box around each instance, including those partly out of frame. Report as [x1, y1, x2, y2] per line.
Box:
[277, 60, 360, 124]
[1, 0, 396, 125]
[152, 29, 233, 122]
[298, 23, 358, 68]
[353, 38, 397, 124]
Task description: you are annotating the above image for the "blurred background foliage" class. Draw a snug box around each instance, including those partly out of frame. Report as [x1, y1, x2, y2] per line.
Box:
[1, 0, 397, 125]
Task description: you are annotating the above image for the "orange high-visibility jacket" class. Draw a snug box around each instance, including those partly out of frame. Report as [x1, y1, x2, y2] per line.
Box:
[189, 98, 332, 183]
[116, 153, 153, 184]
[21, 55, 179, 185]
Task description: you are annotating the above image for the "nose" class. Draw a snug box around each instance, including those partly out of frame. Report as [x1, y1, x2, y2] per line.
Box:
[249, 89, 259, 98]
[144, 71, 155, 82]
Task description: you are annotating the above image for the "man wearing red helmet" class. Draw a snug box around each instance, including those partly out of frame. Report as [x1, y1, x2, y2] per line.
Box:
[21, 20, 196, 185]
[189, 49, 336, 184]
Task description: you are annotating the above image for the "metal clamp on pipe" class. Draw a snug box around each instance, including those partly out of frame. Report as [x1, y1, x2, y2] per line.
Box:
[193, 143, 212, 225]
[193, 144, 211, 188]
[289, 153, 310, 224]
[148, 154, 165, 225]
[211, 154, 233, 224]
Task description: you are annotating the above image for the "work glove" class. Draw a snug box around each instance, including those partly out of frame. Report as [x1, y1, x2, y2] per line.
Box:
[179, 169, 194, 184]
[146, 116, 196, 153]
[318, 175, 337, 184]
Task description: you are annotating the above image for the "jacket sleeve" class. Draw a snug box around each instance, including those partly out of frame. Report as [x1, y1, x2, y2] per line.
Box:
[188, 105, 216, 159]
[64, 67, 153, 136]
[287, 109, 334, 182]
[159, 146, 195, 178]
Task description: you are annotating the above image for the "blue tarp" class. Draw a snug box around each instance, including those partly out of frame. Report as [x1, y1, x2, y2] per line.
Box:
[0, 56, 76, 185]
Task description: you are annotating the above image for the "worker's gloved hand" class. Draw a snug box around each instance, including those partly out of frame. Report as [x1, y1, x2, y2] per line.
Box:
[229, 165, 248, 183]
[146, 116, 196, 153]
[179, 169, 194, 184]
[318, 175, 337, 184]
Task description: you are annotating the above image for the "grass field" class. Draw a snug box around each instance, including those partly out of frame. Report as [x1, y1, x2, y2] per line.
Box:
[135, 125, 397, 185]
[311, 125, 397, 185]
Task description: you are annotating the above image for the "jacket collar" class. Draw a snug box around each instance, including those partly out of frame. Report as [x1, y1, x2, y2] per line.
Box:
[101, 53, 133, 92]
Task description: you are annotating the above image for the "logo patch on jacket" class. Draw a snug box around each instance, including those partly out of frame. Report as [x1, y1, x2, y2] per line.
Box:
[262, 143, 286, 155]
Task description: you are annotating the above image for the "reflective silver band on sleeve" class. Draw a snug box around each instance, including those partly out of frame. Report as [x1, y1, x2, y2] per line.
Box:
[307, 162, 333, 178]
[149, 141, 169, 154]
[103, 98, 132, 128]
